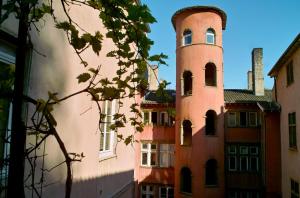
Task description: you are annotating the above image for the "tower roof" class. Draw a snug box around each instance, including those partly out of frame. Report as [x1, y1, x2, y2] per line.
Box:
[171, 6, 227, 30]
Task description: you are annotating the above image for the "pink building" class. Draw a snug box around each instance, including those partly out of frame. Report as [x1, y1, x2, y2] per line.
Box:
[269, 33, 300, 198]
[0, 1, 141, 197]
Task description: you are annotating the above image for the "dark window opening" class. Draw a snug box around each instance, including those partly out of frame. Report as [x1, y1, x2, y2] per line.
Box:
[205, 159, 218, 186]
[205, 63, 216, 86]
[239, 112, 247, 127]
[182, 120, 192, 146]
[183, 71, 192, 96]
[180, 167, 192, 193]
[286, 61, 294, 86]
[205, 110, 217, 135]
[151, 112, 157, 125]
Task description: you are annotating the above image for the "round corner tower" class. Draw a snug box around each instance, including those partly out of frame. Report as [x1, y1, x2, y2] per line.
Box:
[172, 6, 227, 197]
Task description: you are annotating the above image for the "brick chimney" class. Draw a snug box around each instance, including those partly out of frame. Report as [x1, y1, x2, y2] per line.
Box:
[247, 70, 253, 90]
[147, 65, 158, 90]
[252, 48, 264, 96]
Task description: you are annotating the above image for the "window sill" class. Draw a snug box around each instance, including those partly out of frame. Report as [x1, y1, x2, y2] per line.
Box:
[289, 147, 298, 152]
[205, 134, 218, 137]
[140, 165, 174, 169]
[99, 152, 116, 162]
[205, 184, 218, 188]
[182, 94, 192, 97]
[180, 192, 192, 197]
[180, 144, 192, 147]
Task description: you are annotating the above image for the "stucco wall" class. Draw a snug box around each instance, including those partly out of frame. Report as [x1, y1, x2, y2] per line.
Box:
[2, 2, 137, 198]
[275, 47, 300, 198]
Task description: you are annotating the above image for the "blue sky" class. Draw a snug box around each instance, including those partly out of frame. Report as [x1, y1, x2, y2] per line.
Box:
[142, 0, 300, 89]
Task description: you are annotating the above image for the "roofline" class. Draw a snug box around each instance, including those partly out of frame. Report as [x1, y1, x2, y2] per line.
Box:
[171, 6, 227, 30]
[268, 33, 300, 77]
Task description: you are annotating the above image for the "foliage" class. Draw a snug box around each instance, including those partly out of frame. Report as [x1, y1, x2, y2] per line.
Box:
[0, 0, 168, 198]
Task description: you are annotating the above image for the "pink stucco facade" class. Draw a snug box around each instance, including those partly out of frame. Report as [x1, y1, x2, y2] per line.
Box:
[270, 44, 300, 198]
[1, 2, 139, 198]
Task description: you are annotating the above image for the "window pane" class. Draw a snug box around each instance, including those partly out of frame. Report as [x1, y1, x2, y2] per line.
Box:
[142, 143, 148, 150]
[249, 112, 257, 126]
[150, 153, 157, 165]
[107, 101, 112, 115]
[228, 145, 236, 154]
[240, 157, 248, 171]
[240, 112, 247, 126]
[151, 112, 158, 124]
[228, 113, 236, 127]
[142, 152, 148, 165]
[250, 147, 258, 155]
[144, 112, 149, 124]
[229, 157, 236, 170]
[160, 187, 167, 198]
[250, 157, 258, 171]
[151, 144, 157, 150]
[168, 188, 174, 198]
[240, 146, 249, 155]
[160, 152, 169, 167]
[105, 132, 111, 150]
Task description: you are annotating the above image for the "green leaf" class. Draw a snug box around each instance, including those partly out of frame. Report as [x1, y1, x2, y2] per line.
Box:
[77, 73, 91, 83]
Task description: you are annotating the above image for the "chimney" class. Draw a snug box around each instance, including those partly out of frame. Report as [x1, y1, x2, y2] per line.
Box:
[252, 48, 264, 96]
[148, 65, 158, 90]
[247, 71, 253, 90]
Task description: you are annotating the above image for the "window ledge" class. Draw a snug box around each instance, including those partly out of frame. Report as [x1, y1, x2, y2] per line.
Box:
[205, 184, 218, 188]
[180, 144, 192, 147]
[289, 147, 298, 152]
[205, 134, 218, 137]
[180, 192, 192, 196]
[182, 94, 192, 97]
[99, 153, 116, 162]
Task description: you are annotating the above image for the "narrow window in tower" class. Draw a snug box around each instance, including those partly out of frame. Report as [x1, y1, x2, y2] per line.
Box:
[181, 120, 192, 146]
[183, 29, 192, 46]
[205, 159, 218, 186]
[182, 71, 193, 96]
[180, 167, 192, 194]
[206, 28, 215, 44]
[205, 110, 217, 135]
[205, 63, 217, 86]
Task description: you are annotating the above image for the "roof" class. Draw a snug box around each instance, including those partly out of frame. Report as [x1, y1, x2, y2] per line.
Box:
[257, 101, 280, 112]
[171, 6, 227, 30]
[268, 33, 300, 77]
[224, 89, 272, 104]
[142, 89, 176, 105]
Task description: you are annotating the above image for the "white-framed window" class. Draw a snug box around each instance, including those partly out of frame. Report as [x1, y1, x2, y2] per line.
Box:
[100, 100, 116, 157]
[159, 186, 174, 198]
[182, 29, 192, 46]
[141, 143, 157, 167]
[248, 112, 257, 127]
[206, 28, 215, 44]
[228, 112, 237, 127]
[141, 185, 154, 198]
[227, 144, 260, 172]
[159, 144, 174, 167]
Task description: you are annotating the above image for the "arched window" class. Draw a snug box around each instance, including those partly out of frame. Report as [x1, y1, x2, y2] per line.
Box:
[206, 28, 215, 44]
[205, 110, 217, 135]
[181, 167, 192, 193]
[181, 120, 192, 146]
[182, 71, 192, 96]
[183, 29, 192, 45]
[205, 63, 216, 86]
[205, 159, 218, 186]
